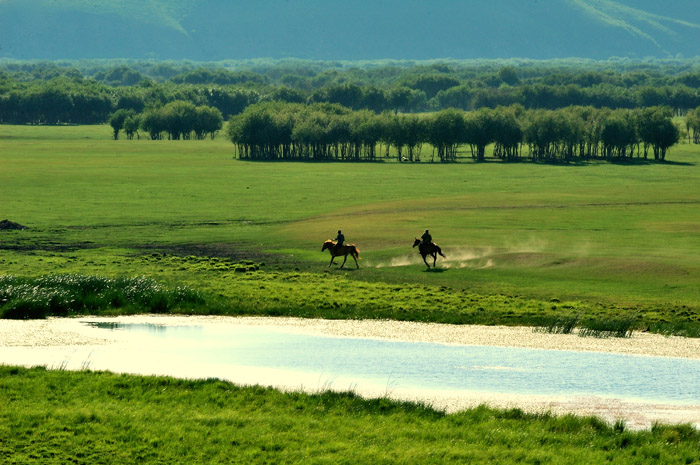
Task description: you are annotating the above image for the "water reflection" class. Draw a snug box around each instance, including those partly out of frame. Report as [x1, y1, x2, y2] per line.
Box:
[87, 322, 169, 333]
[78, 322, 700, 405]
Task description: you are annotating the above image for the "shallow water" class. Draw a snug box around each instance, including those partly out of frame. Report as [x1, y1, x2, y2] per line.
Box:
[67, 322, 700, 405]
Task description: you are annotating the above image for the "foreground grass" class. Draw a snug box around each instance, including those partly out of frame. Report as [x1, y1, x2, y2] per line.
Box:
[1, 367, 698, 464]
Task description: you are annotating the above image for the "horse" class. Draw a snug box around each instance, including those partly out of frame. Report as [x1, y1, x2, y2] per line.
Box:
[412, 238, 446, 268]
[322, 240, 361, 269]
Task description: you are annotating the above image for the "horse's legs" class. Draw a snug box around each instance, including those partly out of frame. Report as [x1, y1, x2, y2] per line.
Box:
[422, 253, 431, 268]
[328, 254, 335, 267]
[340, 254, 348, 268]
[351, 253, 359, 269]
[432, 253, 437, 268]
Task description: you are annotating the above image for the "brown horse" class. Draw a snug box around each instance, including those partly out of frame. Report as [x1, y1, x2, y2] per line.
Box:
[322, 240, 361, 269]
[412, 238, 446, 268]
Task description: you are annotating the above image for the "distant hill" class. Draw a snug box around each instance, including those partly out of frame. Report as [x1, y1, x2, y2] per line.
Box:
[2, 0, 700, 60]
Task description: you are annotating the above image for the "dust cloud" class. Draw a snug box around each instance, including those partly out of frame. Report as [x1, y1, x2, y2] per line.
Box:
[369, 236, 587, 269]
[370, 247, 496, 269]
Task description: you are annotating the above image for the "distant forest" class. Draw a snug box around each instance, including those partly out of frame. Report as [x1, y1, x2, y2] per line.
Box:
[2, 59, 700, 155]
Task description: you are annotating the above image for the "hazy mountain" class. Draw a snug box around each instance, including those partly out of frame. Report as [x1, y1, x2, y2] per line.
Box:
[1, 0, 699, 60]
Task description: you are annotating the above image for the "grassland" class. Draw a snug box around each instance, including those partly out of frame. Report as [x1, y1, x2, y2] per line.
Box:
[2, 366, 698, 464]
[1, 124, 700, 333]
[2, 125, 700, 462]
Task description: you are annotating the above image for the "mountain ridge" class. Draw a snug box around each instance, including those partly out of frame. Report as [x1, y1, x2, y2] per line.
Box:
[2, 0, 699, 60]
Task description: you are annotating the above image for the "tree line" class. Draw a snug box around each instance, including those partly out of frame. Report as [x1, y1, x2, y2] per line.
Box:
[228, 102, 681, 163]
[4, 59, 700, 126]
[0, 78, 257, 125]
[685, 107, 700, 144]
[109, 101, 223, 140]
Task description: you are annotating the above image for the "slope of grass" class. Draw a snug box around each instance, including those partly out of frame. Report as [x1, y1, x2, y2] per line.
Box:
[31, 0, 192, 33]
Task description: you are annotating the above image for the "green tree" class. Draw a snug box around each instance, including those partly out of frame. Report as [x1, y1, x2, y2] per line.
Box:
[600, 111, 637, 160]
[636, 107, 679, 161]
[267, 86, 306, 104]
[404, 115, 427, 162]
[426, 109, 466, 162]
[497, 67, 520, 86]
[523, 110, 562, 161]
[400, 74, 461, 99]
[108, 109, 134, 140]
[193, 106, 224, 140]
[311, 83, 363, 110]
[388, 86, 426, 113]
[686, 108, 700, 144]
[491, 106, 523, 161]
[123, 114, 141, 140]
[140, 109, 166, 140]
[464, 108, 498, 162]
[161, 100, 198, 140]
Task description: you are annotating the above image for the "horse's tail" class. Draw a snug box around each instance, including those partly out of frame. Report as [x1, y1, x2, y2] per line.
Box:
[436, 246, 446, 258]
[353, 245, 361, 258]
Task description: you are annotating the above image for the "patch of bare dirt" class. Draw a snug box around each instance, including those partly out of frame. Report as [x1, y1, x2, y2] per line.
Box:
[136, 242, 306, 268]
[0, 241, 98, 252]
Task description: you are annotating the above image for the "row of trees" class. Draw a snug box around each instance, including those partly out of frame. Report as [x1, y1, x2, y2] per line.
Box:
[434, 83, 700, 114]
[8, 59, 700, 92]
[685, 107, 700, 144]
[0, 78, 257, 125]
[228, 102, 681, 163]
[4, 66, 700, 125]
[161, 63, 700, 105]
[0, 84, 113, 124]
[109, 101, 223, 140]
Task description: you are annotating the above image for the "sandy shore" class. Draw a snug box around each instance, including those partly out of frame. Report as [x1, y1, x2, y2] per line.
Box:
[1, 315, 699, 430]
[3, 315, 699, 359]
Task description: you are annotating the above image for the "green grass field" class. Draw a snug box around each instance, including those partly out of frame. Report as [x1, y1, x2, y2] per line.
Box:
[1, 124, 699, 331]
[2, 366, 698, 464]
[2, 125, 700, 463]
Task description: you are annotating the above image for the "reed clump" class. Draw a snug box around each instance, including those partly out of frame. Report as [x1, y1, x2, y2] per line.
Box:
[578, 316, 637, 338]
[536, 314, 581, 334]
[0, 274, 203, 319]
[536, 314, 636, 338]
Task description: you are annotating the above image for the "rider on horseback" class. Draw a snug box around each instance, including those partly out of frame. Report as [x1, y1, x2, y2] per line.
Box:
[414, 230, 445, 268]
[334, 230, 345, 253]
[421, 229, 432, 246]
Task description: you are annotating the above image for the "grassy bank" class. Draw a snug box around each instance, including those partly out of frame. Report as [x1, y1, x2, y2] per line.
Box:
[2, 266, 698, 336]
[1, 125, 700, 331]
[1, 366, 698, 464]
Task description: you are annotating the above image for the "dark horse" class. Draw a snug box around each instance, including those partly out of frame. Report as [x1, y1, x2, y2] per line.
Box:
[322, 240, 361, 269]
[412, 238, 446, 268]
